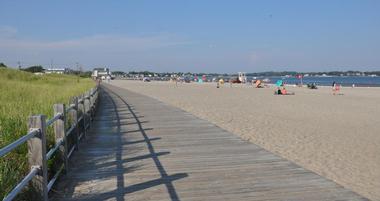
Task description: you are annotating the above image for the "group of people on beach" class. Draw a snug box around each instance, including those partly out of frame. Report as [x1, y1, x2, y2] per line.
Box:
[275, 81, 344, 95]
[214, 78, 344, 96]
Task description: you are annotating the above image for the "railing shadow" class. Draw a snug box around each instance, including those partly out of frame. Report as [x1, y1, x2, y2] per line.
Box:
[52, 86, 187, 201]
[100, 87, 188, 201]
[51, 88, 143, 200]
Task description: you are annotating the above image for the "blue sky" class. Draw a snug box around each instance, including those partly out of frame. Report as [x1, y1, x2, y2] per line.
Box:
[0, 0, 379, 73]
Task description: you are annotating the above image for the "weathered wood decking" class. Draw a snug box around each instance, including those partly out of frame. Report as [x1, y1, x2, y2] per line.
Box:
[52, 84, 368, 201]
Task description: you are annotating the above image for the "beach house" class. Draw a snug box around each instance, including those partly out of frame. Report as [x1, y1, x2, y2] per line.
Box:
[45, 68, 70, 74]
[92, 67, 113, 80]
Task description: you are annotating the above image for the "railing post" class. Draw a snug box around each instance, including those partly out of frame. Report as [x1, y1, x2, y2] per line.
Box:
[91, 88, 96, 117]
[92, 87, 97, 117]
[78, 95, 86, 139]
[70, 97, 80, 150]
[85, 92, 91, 130]
[95, 87, 99, 108]
[88, 90, 91, 117]
[54, 104, 68, 173]
[89, 88, 94, 119]
[27, 115, 48, 201]
[92, 88, 96, 117]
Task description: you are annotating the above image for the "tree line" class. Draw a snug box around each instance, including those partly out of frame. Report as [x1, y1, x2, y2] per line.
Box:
[0, 63, 93, 77]
[2, 62, 379, 77]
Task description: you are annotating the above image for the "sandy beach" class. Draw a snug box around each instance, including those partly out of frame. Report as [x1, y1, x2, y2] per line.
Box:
[109, 80, 380, 200]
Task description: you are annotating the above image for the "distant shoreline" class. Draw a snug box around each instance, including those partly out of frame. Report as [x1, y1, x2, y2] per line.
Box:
[116, 77, 380, 87]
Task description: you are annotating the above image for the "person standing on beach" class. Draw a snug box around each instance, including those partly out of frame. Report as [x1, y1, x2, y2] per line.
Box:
[332, 81, 336, 94]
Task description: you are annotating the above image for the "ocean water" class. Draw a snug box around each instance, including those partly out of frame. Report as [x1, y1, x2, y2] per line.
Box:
[251, 76, 380, 87]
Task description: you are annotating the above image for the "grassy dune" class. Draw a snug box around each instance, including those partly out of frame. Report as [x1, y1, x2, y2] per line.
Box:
[0, 68, 95, 199]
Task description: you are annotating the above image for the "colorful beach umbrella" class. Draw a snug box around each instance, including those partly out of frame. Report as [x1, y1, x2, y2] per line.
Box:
[276, 80, 283, 87]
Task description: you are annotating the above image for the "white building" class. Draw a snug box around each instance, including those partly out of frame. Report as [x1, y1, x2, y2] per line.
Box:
[45, 68, 70, 74]
[92, 68, 113, 80]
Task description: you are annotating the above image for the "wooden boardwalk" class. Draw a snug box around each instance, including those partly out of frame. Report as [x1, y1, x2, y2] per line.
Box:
[52, 84, 368, 201]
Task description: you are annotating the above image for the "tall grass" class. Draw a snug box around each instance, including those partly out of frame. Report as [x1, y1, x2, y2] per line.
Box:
[0, 68, 95, 199]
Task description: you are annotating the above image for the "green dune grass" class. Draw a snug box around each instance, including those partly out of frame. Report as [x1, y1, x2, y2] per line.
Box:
[0, 68, 95, 199]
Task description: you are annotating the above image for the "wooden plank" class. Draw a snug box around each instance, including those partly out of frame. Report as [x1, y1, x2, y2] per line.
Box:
[51, 84, 369, 201]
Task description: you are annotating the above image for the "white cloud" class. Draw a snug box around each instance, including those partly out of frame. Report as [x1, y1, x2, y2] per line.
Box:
[0, 33, 189, 52]
[0, 33, 191, 68]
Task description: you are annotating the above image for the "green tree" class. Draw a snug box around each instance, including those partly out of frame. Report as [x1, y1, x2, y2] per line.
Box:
[113, 71, 126, 76]
[80, 71, 92, 78]
[22, 66, 44, 73]
[0, 62, 7, 68]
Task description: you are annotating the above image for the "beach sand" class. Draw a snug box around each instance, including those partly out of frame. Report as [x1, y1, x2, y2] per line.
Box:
[110, 80, 380, 200]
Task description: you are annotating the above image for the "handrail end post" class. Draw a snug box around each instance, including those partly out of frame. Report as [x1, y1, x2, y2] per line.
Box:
[27, 115, 48, 201]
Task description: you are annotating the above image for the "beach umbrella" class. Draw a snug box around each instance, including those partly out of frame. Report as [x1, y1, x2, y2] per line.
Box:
[276, 80, 283, 87]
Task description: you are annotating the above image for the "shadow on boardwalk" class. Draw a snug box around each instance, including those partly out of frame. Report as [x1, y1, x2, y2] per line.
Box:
[53, 84, 368, 201]
[52, 87, 188, 201]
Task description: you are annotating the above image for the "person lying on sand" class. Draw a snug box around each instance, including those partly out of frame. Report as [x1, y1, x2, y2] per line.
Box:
[274, 87, 295, 95]
[254, 80, 264, 88]
[307, 83, 318, 89]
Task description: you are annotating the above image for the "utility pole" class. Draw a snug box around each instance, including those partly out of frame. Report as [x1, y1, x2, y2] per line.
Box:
[18, 61, 21, 70]
[76, 62, 80, 83]
[76, 62, 80, 74]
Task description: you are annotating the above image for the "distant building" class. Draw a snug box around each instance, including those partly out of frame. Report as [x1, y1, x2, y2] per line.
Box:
[92, 68, 113, 80]
[45, 68, 70, 74]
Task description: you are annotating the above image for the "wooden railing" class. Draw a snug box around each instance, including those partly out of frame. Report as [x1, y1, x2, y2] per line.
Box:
[0, 86, 99, 201]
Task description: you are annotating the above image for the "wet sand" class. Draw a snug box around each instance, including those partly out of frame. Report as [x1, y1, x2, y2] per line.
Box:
[110, 80, 380, 200]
